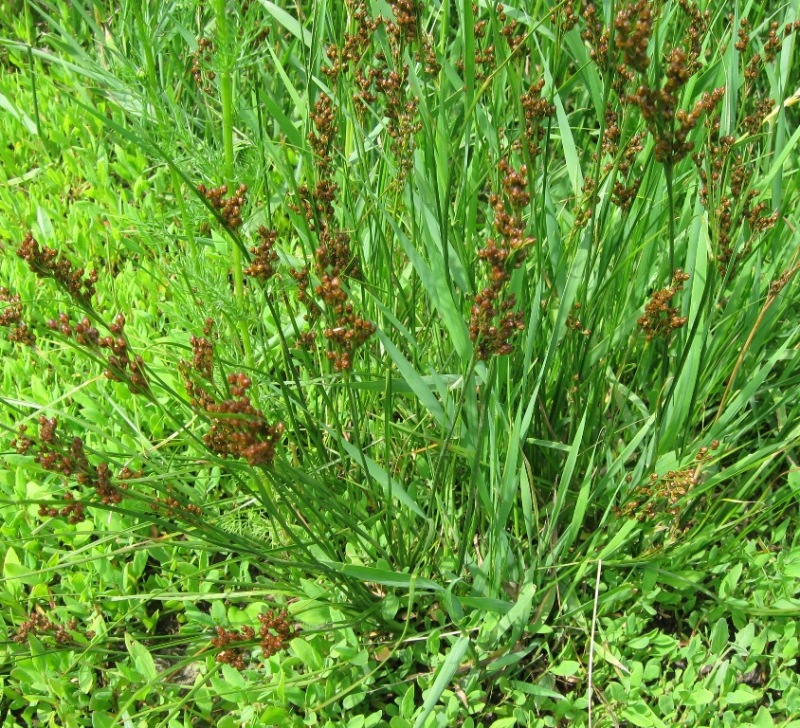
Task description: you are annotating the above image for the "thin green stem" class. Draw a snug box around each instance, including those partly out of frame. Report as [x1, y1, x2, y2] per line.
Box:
[664, 162, 676, 274]
[215, 0, 252, 363]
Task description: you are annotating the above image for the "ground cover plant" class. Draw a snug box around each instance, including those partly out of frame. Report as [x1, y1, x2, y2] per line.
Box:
[1, 0, 800, 725]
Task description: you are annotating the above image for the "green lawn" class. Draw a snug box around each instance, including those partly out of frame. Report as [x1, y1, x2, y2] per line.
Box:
[1, 1, 800, 726]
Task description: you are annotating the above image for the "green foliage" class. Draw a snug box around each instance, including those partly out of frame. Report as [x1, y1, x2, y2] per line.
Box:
[1, 0, 800, 725]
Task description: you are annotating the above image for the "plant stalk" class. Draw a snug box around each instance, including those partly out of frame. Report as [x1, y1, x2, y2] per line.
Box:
[215, 0, 252, 363]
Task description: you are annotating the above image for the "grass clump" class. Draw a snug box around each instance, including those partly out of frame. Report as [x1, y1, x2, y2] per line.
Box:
[1, 1, 800, 725]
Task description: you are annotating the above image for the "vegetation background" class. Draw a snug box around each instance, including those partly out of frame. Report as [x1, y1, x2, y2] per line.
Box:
[1, 0, 800, 726]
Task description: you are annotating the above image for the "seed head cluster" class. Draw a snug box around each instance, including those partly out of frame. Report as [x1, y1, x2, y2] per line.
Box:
[12, 416, 128, 523]
[614, 0, 653, 74]
[17, 233, 97, 304]
[150, 486, 203, 518]
[321, 2, 426, 174]
[190, 37, 215, 93]
[197, 183, 248, 230]
[13, 610, 90, 645]
[184, 369, 284, 467]
[693, 123, 778, 276]
[617, 442, 719, 523]
[290, 93, 376, 371]
[637, 270, 690, 341]
[211, 609, 296, 671]
[470, 161, 531, 360]
[244, 226, 279, 282]
[628, 51, 725, 166]
[46, 312, 149, 394]
[518, 79, 555, 160]
[0, 287, 36, 346]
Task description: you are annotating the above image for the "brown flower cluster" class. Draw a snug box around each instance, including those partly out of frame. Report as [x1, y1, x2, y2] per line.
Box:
[321, 3, 427, 172]
[614, 0, 653, 74]
[628, 50, 725, 165]
[12, 416, 128, 522]
[498, 5, 528, 51]
[581, 0, 610, 64]
[470, 161, 532, 360]
[179, 328, 284, 470]
[617, 442, 719, 522]
[189, 329, 215, 383]
[190, 37, 215, 93]
[291, 94, 376, 370]
[565, 301, 591, 337]
[46, 312, 148, 394]
[198, 183, 248, 230]
[637, 269, 690, 341]
[13, 609, 88, 645]
[17, 233, 97, 304]
[257, 609, 296, 658]
[244, 226, 279, 282]
[211, 610, 296, 670]
[692, 115, 735, 207]
[149, 486, 202, 518]
[0, 287, 36, 346]
[519, 79, 555, 161]
[322, 3, 379, 80]
[693, 124, 778, 276]
[550, 1, 579, 34]
[311, 226, 375, 371]
[200, 373, 284, 466]
[180, 321, 216, 406]
[389, 0, 420, 44]
[601, 106, 646, 211]
[617, 468, 697, 521]
[455, 8, 493, 81]
[677, 0, 709, 73]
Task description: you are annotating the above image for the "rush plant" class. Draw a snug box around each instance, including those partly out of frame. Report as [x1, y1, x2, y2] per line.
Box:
[2, 1, 800, 725]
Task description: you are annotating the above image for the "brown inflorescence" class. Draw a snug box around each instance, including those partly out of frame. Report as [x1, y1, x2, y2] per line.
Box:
[99, 313, 149, 394]
[0, 287, 36, 346]
[322, 3, 426, 174]
[637, 270, 690, 341]
[150, 486, 203, 518]
[470, 161, 532, 360]
[244, 226, 279, 282]
[11, 416, 128, 523]
[290, 93, 376, 370]
[190, 37, 215, 93]
[17, 233, 98, 304]
[614, 0, 653, 74]
[498, 4, 528, 51]
[617, 442, 719, 523]
[628, 52, 725, 166]
[581, 0, 610, 65]
[455, 7, 493, 81]
[201, 373, 284, 466]
[211, 625, 255, 671]
[198, 183, 248, 230]
[389, 0, 420, 44]
[257, 609, 296, 658]
[678, 0, 710, 73]
[519, 79, 556, 161]
[617, 467, 697, 521]
[210, 609, 296, 671]
[551, 0, 579, 34]
[190, 333, 215, 381]
[692, 120, 778, 276]
[13, 610, 83, 645]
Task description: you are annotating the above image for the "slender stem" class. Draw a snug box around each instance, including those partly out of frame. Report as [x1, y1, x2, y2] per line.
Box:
[215, 0, 252, 363]
[664, 162, 676, 274]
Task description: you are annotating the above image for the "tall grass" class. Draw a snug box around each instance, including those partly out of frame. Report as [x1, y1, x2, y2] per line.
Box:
[2, 0, 800, 724]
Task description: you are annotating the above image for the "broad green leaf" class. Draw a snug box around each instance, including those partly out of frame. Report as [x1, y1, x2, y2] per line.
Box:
[413, 635, 470, 728]
[124, 634, 157, 682]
